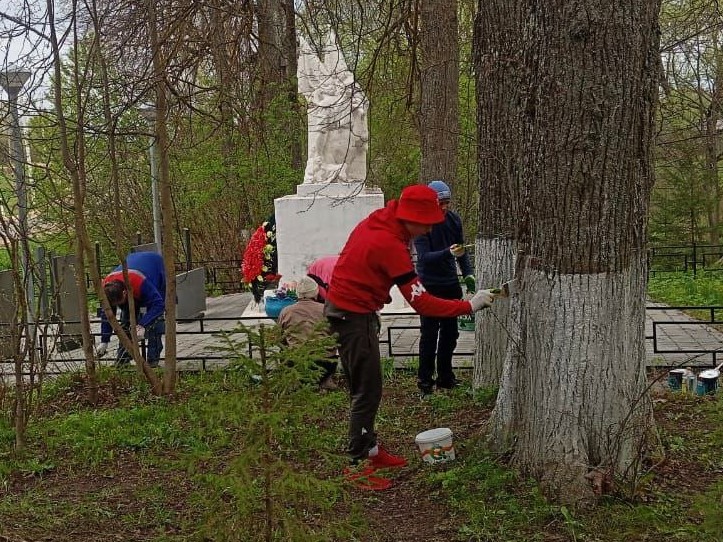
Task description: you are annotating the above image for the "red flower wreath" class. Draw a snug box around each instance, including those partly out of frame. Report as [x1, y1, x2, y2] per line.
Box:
[242, 225, 267, 284]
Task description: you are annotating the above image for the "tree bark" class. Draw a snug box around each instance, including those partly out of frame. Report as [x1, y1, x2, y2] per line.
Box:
[47, 0, 100, 406]
[146, 0, 179, 394]
[473, 1, 526, 387]
[704, 35, 723, 245]
[419, 0, 459, 185]
[482, 0, 661, 504]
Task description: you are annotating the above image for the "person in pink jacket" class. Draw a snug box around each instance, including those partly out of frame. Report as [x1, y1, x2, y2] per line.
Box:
[306, 255, 339, 302]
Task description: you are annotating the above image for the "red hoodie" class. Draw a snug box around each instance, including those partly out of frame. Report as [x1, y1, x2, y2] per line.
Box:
[326, 200, 473, 317]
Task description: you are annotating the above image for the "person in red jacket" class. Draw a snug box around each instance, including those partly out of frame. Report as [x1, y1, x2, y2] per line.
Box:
[325, 184, 495, 490]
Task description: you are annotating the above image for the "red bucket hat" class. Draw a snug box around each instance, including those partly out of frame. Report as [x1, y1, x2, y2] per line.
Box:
[395, 184, 445, 225]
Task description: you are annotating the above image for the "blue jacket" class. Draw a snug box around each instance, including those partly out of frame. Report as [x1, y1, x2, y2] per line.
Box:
[100, 251, 166, 343]
[414, 210, 473, 287]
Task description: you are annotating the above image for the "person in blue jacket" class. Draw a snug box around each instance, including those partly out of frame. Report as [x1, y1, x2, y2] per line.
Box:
[97, 251, 166, 368]
[413, 180, 476, 395]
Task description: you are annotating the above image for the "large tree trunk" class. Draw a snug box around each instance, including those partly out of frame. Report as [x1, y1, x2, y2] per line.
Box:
[473, 2, 526, 387]
[418, 0, 459, 185]
[483, 0, 661, 504]
[282, 0, 302, 172]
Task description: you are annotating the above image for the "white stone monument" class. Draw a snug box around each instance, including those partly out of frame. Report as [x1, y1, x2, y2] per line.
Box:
[274, 32, 385, 281]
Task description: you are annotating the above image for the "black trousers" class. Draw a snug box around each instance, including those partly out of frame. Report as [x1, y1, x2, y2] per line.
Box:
[327, 306, 381, 461]
[418, 283, 463, 390]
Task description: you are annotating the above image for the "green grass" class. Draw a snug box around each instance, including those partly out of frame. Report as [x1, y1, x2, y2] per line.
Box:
[647, 271, 723, 321]
[648, 271, 723, 306]
[1, 366, 362, 541]
[427, 444, 557, 541]
[423, 394, 723, 542]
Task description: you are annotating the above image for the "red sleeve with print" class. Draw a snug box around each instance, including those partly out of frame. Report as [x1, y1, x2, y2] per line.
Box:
[396, 275, 472, 318]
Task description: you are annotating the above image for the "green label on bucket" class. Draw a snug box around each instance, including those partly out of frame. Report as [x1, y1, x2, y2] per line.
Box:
[458, 313, 475, 331]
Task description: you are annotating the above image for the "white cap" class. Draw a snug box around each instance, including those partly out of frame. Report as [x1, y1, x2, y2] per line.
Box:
[296, 276, 319, 299]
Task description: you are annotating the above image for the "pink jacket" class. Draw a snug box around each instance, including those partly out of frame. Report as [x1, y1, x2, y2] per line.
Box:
[307, 255, 339, 301]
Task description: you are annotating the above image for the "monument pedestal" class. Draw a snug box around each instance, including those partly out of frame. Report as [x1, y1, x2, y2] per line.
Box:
[274, 182, 384, 281]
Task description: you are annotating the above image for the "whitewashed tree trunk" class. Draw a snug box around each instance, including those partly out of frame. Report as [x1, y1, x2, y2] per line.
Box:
[490, 262, 652, 500]
[473, 238, 516, 387]
[477, 0, 661, 503]
[473, 2, 525, 387]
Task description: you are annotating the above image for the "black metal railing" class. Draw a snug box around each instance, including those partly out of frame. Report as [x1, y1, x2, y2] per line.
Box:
[4, 303, 723, 376]
[646, 305, 723, 367]
[648, 243, 723, 276]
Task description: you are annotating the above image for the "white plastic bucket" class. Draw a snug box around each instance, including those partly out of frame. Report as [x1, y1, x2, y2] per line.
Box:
[415, 427, 455, 464]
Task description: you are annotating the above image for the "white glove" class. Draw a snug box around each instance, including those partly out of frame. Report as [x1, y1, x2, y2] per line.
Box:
[96, 343, 108, 358]
[135, 325, 145, 341]
[450, 244, 465, 258]
[469, 289, 495, 311]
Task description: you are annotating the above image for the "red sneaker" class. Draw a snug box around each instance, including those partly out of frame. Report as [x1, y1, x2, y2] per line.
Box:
[369, 446, 408, 469]
[343, 465, 392, 491]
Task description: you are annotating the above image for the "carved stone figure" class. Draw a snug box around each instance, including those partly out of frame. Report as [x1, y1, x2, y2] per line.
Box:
[297, 32, 368, 184]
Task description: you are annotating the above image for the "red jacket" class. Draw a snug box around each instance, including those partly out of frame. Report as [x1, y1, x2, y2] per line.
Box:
[326, 200, 472, 317]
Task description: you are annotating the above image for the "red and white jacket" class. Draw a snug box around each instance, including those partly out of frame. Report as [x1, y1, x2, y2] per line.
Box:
[326, 200, 472, 317]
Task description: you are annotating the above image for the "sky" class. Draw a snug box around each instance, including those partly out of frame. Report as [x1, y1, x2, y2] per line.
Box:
[0, 0, 69, 105]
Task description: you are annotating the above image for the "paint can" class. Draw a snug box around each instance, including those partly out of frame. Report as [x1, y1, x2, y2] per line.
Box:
[667, 368, 686, 391]
[415, 427, 455, 464]
[696, 369, 720, 396]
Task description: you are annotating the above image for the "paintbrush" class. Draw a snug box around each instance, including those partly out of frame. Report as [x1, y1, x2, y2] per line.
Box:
[490, 279, 515, 298]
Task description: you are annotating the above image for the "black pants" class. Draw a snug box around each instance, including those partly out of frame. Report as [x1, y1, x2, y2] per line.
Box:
[418, 283, 463, 390]
[326, 304, 381, 461]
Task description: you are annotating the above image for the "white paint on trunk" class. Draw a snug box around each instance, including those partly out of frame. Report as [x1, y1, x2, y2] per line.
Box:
[490, 260, 652, 501]
[473, 238, 517, 388]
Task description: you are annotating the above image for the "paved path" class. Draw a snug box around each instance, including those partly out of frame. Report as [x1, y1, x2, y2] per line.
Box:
[645, 301, 723, 367]
[3, 294, 722, 380]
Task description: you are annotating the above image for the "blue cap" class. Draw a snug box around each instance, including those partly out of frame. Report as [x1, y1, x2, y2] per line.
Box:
[427, 180, 451, 201]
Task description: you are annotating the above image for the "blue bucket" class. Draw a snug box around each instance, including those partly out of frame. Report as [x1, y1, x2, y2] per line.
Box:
[667, 369, 686, 391]
[696, 369, 719, 396]
[264, 296, 296, 319]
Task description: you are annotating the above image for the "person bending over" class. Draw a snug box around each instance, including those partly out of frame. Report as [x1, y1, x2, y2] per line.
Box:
[97, 251, 166, 368]
[278, 276, 338, 391]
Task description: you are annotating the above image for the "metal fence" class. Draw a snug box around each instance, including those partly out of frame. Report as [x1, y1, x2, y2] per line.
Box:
[648, 243, 723, 276]
[4, 303, 723, 378]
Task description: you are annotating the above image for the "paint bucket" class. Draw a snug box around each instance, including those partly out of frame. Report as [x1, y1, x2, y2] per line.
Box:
[264, 295, 296, 319]
[696, 369, 720, 396]
[668, 368, 686, 391]
[415, 427, 455, 464]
